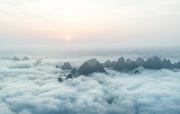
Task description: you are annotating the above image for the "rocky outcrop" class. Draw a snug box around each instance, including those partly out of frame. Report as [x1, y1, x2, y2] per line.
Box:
[61, 62, 72, 70]
[58, 78, 62, 82]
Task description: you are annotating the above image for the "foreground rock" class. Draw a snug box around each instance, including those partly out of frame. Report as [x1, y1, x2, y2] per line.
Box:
[61, 62, 72, 70]
[78, 58, 106, 75]
[58, 78, 63, 82]
[12, 56, 20, 61]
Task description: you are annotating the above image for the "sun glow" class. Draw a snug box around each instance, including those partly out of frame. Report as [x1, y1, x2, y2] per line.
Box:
[66, 36, 71, 41]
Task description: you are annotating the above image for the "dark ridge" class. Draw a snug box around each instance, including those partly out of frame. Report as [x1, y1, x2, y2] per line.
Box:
[58, 56, 180, 79]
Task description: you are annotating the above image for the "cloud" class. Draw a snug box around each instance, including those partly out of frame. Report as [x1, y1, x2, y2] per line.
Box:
[0, 59, 180, 114]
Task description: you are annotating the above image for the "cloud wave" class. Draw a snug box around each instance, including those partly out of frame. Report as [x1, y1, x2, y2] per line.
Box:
[0, 59, 180, 114]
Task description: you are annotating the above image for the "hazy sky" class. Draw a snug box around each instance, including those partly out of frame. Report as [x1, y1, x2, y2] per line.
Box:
[0, 0, 180, 54]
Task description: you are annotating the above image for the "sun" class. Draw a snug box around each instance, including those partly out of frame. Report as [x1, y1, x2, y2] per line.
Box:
[66, 36, 70, 41]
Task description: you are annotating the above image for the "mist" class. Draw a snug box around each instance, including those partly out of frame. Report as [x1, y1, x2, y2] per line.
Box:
[0, 58, 180, 114]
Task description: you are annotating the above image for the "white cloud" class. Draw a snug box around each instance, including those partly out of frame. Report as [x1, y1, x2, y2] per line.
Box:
[0, 59, 180, 114]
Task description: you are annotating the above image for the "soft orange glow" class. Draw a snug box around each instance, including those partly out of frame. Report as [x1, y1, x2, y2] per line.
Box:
[66, 36, 71, 41]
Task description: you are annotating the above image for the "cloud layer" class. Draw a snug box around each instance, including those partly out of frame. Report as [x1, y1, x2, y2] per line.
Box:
[0, 59, 180, 114]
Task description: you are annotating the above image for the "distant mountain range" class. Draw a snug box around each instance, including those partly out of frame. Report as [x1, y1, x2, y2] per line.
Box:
[58, 56, 180, 77]
[11, 56, 30, 61]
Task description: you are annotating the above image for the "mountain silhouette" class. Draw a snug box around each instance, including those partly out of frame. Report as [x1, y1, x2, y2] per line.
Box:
[142, 56, 162, 69]
[113, 57, 129, 71]
[61, 62, 72, 70]
[71, 67, 77, 76]
[22, 56, 30, 61]
[102, 60, 116, 68]
[136, 57, 145, 66]
[127, 61, 138, 70]
[78, 58, 106, 75]
[126, 58, 132, 64]
[113, 57, 138, 71]
[161, 58, 172, 69]
[12, 56, 20, 61]
[173, 61, 180, 69]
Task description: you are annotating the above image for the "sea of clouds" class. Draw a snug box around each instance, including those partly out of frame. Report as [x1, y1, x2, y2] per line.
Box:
[0, 58, 180, 114]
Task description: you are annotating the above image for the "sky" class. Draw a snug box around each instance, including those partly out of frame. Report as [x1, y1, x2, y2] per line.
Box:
[0, 0, 180, 56]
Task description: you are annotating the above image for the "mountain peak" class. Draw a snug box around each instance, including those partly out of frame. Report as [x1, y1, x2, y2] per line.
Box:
[86, 58, 98, 66]
[61, 62, 72, 70]
[12, 56, 20, 61]
[22, 56, 30, 61]
[78, 59, 106, 75]
[117, 57, 125, 62]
